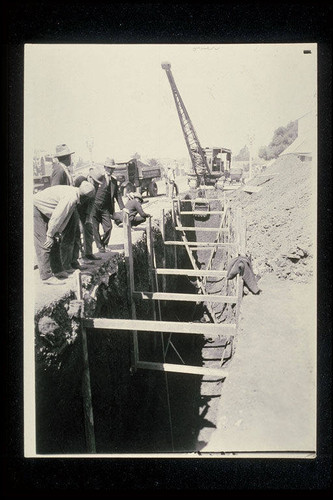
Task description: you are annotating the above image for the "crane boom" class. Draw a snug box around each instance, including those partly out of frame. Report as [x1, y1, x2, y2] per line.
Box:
[161, 62, 211, 185]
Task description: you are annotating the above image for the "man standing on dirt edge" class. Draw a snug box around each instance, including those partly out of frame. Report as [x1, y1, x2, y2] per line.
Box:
[90, 158, 125, 253]
[51, 143, 87, 272]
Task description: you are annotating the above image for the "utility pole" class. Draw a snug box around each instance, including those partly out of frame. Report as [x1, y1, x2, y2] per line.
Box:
[86, 137, 94, 167]
[248, 133, 255, 181]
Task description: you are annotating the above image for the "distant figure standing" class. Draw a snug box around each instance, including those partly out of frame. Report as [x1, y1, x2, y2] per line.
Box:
[34, 182, 95, 285]
[90, 158, 125, 253]
[113, 192, 151, 227]
[167, 166, 178, 198]
[50, 143, 86, 272]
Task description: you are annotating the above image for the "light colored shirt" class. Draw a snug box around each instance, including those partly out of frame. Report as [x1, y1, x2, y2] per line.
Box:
[34, 185, 80, 238]
[167, 169, 175, 182]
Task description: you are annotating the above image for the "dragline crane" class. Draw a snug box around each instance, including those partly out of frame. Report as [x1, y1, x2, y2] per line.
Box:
[161, 62, 232, 190]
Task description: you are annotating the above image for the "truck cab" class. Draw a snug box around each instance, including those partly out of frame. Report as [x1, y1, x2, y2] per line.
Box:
[204, 147, 232, 178]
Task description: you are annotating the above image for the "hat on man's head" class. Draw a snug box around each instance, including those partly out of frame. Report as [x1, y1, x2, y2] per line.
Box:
[89, 165, 105, 185]
[55, 144, 75, 158]
[104, 157, 116, 168]
[78, 181, 95, 199]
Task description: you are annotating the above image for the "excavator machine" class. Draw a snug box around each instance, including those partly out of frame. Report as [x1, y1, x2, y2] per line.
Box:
[161, 61, 229, 218]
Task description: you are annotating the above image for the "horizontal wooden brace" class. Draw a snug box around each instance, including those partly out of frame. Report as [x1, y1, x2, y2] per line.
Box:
[175, 226, 229, 232]
[82, 318, 236, 335]
[176, 198, 225, 202]
[136, 360, 228, 378]
[154, 268, 227, 277]
[133, 291, 238, 304]
[179, 210, 225, 215]
[164, 241, 232, 247]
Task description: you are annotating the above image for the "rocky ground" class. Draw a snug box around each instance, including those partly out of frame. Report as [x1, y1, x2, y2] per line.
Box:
[226, 155, 316, 283]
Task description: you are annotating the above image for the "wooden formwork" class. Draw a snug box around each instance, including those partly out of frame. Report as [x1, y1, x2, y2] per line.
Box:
[75, 199, 247, 452]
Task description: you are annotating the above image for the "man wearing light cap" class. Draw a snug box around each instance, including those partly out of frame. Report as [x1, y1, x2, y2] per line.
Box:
[34, 182, 95, 285]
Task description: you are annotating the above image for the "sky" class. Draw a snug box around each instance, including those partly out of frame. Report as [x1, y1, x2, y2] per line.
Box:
[24, 43, 317, 164]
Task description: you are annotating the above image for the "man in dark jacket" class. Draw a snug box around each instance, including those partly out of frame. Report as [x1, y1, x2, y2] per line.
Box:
[50, 143, 86, 272]
[51, 143, 75, 186]
[90, 158, 125, 252]
[113, 192, 151, 227]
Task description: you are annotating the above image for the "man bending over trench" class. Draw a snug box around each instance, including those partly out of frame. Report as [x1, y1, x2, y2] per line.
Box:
[34, 182, 95, 285]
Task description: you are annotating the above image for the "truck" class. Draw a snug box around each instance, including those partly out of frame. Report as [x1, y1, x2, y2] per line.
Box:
[225, 167, 244, 184]
[113, 158, 161, 197]
[33, 155, 53, 193]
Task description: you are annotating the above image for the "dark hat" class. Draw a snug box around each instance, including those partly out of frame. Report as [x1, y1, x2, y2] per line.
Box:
[74, 175, 87, 188]
[55, 144, 75, 157]
[104, 157, 116, 168]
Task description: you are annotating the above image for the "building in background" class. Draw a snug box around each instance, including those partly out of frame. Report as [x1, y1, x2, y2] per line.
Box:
[279, 109, 316, 162]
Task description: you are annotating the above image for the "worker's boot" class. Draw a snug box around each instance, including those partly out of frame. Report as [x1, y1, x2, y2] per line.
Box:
[85, 254, 101, 261]
[42, 275, 66, 285]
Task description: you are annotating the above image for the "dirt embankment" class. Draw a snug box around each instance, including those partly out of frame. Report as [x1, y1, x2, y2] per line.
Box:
[227, 155, 316, 284]
[198, 155, 317, 453]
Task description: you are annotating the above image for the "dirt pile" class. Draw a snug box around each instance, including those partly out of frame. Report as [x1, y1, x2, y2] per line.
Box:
[227, 155, 316, 283]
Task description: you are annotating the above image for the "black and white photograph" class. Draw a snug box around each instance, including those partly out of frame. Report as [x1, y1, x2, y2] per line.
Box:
[23, 43, 317, 459]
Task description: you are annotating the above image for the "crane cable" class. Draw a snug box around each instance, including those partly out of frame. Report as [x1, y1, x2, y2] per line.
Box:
[153, 247, 175, 452]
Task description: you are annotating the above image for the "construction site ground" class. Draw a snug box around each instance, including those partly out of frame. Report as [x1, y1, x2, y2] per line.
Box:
[33, 156, 317, 454]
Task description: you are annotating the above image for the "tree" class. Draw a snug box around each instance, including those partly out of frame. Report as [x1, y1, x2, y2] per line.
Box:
[234, 145, 250, 161]
[147, 158, 162, 168]
[258, 121, 298, 160]
[131, 152, 141, 160]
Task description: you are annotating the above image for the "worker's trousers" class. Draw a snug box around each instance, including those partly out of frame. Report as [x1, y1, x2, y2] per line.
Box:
[60, 209, 81, 270]
[113, 211, 146, 227]
[79, 219, 94, 257]
[91, 206, 112, 250]
[34, 206, 63, 280]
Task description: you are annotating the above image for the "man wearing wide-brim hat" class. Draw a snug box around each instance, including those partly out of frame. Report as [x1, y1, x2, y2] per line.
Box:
[50, 143, 87, 272]
[89, 158, 125, 253]
[51, 144, 75, 186]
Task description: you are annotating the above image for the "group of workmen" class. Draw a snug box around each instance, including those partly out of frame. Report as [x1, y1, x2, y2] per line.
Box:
[34, 144, 151, 285]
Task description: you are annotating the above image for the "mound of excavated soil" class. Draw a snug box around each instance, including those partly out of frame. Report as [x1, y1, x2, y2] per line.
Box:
[226, 155, 316, 283]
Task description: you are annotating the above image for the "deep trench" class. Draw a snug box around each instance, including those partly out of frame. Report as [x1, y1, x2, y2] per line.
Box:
[36, 197, 236, 454]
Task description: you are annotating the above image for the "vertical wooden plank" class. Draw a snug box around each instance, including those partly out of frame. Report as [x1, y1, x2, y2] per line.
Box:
[123, 211, 139, 372]
[171, 200, 178, 268]
[161, 208, 167, 293]
[235, 208, 244, 326]
[81, 325, 96, 453]
[146, 216, 157, 321]
[75, 270, 96, 453]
